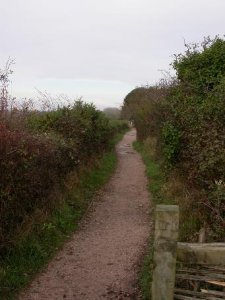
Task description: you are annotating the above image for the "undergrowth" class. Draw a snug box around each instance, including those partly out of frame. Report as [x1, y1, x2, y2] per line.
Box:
[133, 140, 169, 300]
[0, 131, 126, 300]
[134, 139, 200, 299]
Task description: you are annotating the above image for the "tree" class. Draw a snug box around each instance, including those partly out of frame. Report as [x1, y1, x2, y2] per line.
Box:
[0, 59, 14, 115]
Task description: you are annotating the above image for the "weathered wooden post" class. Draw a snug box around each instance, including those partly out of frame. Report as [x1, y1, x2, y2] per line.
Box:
[152, 205, 179, 300]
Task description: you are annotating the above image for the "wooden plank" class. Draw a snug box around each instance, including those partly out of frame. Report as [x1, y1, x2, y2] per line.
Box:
[177, 243, 225, 265]
[176, 273, 225, 282]
[175, 288, 225, 298]
[177, 267, 225, 275]
[206, 281, 225, 287]
[205, 266, 225, 273]
[174, 295, 202, 300]
[174, 294, 223, 300]
[176, 270, 225, 280]
[201, 289, 225, 298]
[175, 264, 225, 299]
[175, 288, 206, 298]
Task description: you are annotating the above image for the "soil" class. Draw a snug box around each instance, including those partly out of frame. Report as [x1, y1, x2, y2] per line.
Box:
[19, 129, 152, 300]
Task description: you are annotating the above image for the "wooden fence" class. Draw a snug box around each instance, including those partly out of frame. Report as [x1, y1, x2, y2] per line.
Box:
[152, 205, 225, 300]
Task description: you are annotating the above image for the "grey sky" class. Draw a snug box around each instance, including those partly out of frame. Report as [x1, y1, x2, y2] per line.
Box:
[1, 0, 225, 108]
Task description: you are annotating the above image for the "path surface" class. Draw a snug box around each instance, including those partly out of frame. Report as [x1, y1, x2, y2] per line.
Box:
[19, 129, 151, 300]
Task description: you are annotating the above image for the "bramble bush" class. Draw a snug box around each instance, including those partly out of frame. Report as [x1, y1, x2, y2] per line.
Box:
[0, 124, 61, 249]
[0, 101, 128, 251]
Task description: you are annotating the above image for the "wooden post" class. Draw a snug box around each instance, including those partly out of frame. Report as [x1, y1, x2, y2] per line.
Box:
[152, 205, 179, 300]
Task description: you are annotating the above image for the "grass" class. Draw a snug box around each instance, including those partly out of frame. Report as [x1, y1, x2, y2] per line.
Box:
[133, 140, 174, 300]
[0, 131, 127, 300]
[134, 139, 202, 299]
[133, 141, 169, 205]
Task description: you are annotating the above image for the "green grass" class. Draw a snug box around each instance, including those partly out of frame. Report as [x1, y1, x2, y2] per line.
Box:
[0, 131, 126, 300]
[133, 141, 173, 300]
[133, 141, 169, 205]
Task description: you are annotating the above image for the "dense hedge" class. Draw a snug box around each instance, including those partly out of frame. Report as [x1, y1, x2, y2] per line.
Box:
[122, 37, 225, 239]
[0, 101, 128, 251]
[121, 86, 168, 142]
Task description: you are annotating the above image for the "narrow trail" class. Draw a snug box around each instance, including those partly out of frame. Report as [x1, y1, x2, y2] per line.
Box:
[19, 129, 151, 300]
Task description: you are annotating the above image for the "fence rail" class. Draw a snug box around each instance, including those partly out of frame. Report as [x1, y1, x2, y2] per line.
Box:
[177, 242, 225, 265]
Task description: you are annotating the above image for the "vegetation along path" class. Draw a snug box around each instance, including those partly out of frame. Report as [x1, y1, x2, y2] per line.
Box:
[19, 129, 151, 300]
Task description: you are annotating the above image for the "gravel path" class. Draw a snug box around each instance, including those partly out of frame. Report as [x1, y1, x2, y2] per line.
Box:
[19, 129, 151, 300]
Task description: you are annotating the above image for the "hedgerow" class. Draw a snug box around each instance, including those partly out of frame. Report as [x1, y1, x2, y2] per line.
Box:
[0, 101, 128, 252]
[122, 36, 225, 240]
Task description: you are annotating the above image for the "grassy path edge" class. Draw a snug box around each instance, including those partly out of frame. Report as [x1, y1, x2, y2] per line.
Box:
[133, 140, 169, 300]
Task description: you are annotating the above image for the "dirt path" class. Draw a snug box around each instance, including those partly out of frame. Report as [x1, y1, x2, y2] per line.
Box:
[19, 129, 151, 300]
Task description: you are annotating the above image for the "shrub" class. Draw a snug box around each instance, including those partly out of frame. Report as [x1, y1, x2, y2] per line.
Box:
[173, 37, 225, 96]
[0, 101, 128, 252]
[0, 124, 61, 249]
[121, 86, 168, 141]
[122, 36, 225, 240]
[166, 38, 225, 188]
[161, 122, 181, 166]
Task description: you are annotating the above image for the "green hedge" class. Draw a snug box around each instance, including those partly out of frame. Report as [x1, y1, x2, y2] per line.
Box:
[0, 101, 128, 252]
[122, 36, 225, 240]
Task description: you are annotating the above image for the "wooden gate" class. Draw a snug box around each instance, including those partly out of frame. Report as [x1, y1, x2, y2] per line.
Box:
[152, 205, 225, 299]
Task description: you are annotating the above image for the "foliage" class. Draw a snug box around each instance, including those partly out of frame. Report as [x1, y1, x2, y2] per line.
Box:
[135, 139, 204, 299]
[27, 101, 111, 157]
[0, 59, 14, 114]
[203, 181, 225, 240]
[0, 139, 121, 299]
[122, 36, 225, 240]
[161, 122, 181, 166]
[173, 36, 225, 96]
[121, 86, 168, 141]
[0, 101, 128, 253]
[108, 119, 129, 135]
[0, 125, 62, 250]
[166, 37, 225, 189]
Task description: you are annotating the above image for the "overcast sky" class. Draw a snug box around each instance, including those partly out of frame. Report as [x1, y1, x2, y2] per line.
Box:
[0, 0, 225, 109]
